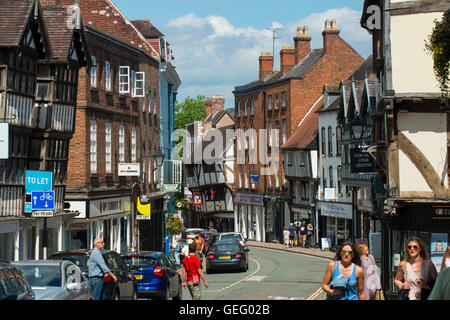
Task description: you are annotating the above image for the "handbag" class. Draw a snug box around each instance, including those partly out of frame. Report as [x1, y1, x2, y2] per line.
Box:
[398, 289, 410, 300]
[186, 256, 200, 285]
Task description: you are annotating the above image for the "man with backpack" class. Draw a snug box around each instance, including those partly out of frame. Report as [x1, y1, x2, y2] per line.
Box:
[182, 243, 209, 300]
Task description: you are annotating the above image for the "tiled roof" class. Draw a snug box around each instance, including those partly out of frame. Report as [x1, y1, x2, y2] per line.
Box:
[318, 95, 341, 113]
[346, 56, 373, 81]
[58, 0, 160, 61]
[282, 96, 324, 150]
[41, 5, 75, 61]
[281, 49, 325, 80]
[131, 20, 164, 38]
[0, 0, 36, 47]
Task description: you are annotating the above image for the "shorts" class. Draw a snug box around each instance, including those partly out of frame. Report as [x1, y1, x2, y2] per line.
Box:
[187, 281, 202, 300]
[289, 235, 295, 240]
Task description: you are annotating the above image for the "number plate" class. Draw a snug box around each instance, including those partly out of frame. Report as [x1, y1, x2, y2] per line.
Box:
[219, 256, 231, 260]
[134, 274, 142, 280]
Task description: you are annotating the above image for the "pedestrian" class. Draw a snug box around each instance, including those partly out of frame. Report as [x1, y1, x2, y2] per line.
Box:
[394, 237, 437, 300]
[283, 227, 290, 248]
[440, 246, 450, 271]
[182, 242, 208, 300]
[172, 237, 183, 265]
[194, 232, 205, 269]
[358, 244, 381, 300]
[428, 266, 450, 300]
[307, 223, 314, 248]
[88, 238, 117, 300]
[322, 241, 366, 300]
[288, 223, 296, 248]
[300, 222, 307, 248]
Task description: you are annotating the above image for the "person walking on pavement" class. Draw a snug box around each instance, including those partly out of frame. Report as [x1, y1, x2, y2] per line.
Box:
[194, 232, 205, 269]
[299, 222, 307, 248]
[394, 237, 437, 300]
[358, 244, 381, 300]
[88, 238, 117, 300]
[283, 227, 290, 248]
[182, 243, 208, 300]
[322, 241, 366, 300]
[288, 223, 296, 248]
[307, 223, 314, 248]
[440, 247, 450, 271]
[428, 265, 450, 300]
[171, 237, 183, 265]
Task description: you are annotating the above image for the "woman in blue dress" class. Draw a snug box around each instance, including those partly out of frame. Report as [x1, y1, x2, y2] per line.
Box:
[322, 241, 366, 300]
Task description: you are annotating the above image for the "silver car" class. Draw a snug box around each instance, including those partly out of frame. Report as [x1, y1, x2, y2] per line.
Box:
[13, 260, 92, 300]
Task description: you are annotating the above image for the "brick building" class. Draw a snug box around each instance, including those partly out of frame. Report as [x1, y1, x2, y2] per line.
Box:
[0, 0, 89, 260]
[233, 20, 365, 243]
[47, 0, 164, 253]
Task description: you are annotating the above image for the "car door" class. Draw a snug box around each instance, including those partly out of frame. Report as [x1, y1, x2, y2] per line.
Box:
[113, 253, 134, 299]
[161, 255, 179, 297]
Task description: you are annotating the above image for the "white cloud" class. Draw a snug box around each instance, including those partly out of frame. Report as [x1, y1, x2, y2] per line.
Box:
[164, 8, 371, 107]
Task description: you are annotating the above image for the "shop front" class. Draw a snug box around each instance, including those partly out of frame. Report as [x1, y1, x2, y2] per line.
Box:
[233, 193, 264, 242]
[382, 202, 450, 299]
[318, 201, 353, 249]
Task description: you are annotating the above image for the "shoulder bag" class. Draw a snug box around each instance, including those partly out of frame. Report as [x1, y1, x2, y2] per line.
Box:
[186, 256, 200, 285]
[398, 263, 409, 300]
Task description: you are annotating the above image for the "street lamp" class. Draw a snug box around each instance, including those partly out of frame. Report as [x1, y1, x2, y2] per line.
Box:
[152, 148, 166, 253]
[152, 148, 165, 168]
[350, 117, 364, 140]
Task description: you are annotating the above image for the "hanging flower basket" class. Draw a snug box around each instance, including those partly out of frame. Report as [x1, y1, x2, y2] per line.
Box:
[425, 12, 450, 108]
[167, 216, 183, 236]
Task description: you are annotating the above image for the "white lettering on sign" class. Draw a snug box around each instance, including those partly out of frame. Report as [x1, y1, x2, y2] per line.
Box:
[27, 177, 49, 185]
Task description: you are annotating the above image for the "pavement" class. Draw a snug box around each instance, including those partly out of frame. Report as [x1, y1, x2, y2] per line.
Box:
[247, 240, 336, 260]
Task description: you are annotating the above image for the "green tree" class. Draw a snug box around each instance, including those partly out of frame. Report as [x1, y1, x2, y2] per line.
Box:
[175, 95, 206, 130]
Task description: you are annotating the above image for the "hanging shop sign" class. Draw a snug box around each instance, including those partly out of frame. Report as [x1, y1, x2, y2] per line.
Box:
[161, 183, 181, 193]
[350, 148, 375, 173]
[136, 196, 151, 220]
[249, 173, 259, 184]
[193, 192, 203, 206]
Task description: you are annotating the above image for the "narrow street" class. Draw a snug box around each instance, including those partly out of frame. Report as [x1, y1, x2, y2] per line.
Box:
[182, 246, 329, 300]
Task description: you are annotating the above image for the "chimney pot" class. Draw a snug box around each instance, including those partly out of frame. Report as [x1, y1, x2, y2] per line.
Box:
[294, 25, 311, 64]
[259, 52, 274, 80]
[322, 19, 340, 54]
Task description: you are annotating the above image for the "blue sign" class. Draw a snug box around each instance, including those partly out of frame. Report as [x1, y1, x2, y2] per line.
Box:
[26, 171, 53, 192]
[31, 191, 55, 211]
[249, 174, 259, 184]
[25, 171, 53, 213]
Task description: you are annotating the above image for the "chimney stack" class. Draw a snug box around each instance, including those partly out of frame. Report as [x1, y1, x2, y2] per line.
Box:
[294, 26, 311, 64]
[322, 19, 340, 55]
[280, 45, 295, 75]
[259, 52, 274, 80]
[205, 95, 225, 119]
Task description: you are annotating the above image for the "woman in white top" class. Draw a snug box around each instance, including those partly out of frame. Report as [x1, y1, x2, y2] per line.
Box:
[283, 227, 290, 248]
[395, 237, 438, 300]
[441, 247, 450, 271]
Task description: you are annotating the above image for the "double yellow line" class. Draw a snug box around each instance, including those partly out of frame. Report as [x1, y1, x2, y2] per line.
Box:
[307, 287, 324, 300]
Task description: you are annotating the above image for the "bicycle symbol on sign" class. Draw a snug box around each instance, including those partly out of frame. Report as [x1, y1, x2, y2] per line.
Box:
[40, 193, 54, 201]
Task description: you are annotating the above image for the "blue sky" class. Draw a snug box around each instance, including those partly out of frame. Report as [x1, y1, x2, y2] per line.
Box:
[114, 0, 372, 108]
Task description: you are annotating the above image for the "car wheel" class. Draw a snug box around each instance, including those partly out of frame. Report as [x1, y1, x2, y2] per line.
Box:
[173, 283, 182, 300]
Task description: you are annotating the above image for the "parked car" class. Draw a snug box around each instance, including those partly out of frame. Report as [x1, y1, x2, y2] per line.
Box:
[12, 260, 91, 300]
[0, 259, 35, 300]
[186, 228, 206, 244]
[121, 252, 182, 300]
[49, 249, 136, 300]
[217, 232, 249, 251]
[206, 240, 249, 273]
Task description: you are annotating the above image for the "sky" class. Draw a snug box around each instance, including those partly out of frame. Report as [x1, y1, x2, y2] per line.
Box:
[114, 0, 372, 109]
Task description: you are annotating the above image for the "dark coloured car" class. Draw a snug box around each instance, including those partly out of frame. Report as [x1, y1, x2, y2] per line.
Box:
[121, 252, 182, 300]
[0, 259, 35, 300]
[49, 249, 136, 300]
[206, 240, 248, 273]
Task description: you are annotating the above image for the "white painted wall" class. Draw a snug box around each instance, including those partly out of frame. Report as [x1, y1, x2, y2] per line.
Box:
[390, 12, 443, 94]
[398, 112, 448, 193]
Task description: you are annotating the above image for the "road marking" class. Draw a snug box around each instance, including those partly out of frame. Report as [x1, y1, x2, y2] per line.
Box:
[208, 258, 261, 293]
[267, 296, 304, 300]
[244, 275, 266, 282]
[252, 246, 332, 262]
[307, 287, 324, 300]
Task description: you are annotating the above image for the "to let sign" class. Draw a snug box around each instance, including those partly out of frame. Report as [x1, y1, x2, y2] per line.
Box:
[350, 148, 374, 173]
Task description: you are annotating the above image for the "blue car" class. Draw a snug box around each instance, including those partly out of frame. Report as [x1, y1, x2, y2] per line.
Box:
[121, 252, 182, 300]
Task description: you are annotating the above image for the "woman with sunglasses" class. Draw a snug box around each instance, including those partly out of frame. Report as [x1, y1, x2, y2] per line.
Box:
[394, 237, 437, 300]
[322, 241, 366, 300]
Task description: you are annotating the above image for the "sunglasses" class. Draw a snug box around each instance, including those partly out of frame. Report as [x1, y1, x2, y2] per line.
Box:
[341, 250, 353, 256]
[407, 245, 419, 250]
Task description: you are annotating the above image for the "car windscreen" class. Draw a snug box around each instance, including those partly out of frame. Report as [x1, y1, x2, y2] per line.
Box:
[213, 243, 240, 252]
[122, 256, 157, 270]
[220, 234, 242, 241]
[18, 266, 61, 287]
[50, 255, 89, 269]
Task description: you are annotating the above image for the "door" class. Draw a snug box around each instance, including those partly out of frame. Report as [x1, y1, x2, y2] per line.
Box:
[160, 255, 178, 297]
[114, 252, 134, 299]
